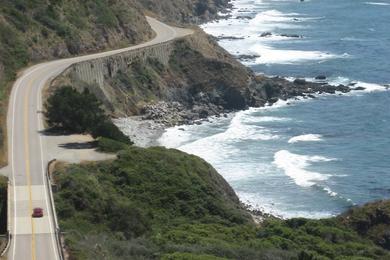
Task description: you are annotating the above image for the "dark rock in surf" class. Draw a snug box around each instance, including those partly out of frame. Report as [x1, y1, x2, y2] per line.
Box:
[260, 32, 272, 37]
[294, 78, 307, 85]
[236, 54, 261, 61]
[280, 33, 302, 38]
[315, 75, 327, 80]
[236, 16, 252, 20]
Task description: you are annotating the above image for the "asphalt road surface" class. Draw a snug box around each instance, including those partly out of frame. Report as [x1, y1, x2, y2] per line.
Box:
[6, 17, 192, 260]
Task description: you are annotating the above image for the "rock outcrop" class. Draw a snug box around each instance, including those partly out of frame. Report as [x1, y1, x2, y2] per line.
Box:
[138, 0, 232, 23]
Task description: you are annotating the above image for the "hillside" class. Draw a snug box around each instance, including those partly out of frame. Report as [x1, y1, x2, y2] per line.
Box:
[0, 0, 231, 165]
[53, 142, 390, 260]
[51, 27, 353, 128]
[138, 0, 231, 23]
[50, 29, 264, 121]
[0, 0, 150, 164]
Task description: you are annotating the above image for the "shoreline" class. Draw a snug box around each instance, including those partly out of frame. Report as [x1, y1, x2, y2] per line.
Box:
[112, 1, 390, 219]
[113, 116, 166, 148]
[113, 77, 380, 148]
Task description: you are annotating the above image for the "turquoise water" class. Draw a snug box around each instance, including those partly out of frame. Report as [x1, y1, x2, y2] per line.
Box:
[159, 0, 390, 218]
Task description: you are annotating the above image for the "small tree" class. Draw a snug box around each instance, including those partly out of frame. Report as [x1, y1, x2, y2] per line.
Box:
[45, 86, 132, 144]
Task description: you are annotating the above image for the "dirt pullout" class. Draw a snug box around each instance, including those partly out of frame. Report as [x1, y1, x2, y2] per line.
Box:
[44, 134, 116, 163]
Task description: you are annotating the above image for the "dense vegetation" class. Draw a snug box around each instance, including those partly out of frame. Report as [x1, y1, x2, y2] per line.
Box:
[45, 86, 131, 144]
[53, 144, 390, 260]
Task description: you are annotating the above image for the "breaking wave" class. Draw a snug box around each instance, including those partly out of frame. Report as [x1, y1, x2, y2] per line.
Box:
[288, 134, 323, 143]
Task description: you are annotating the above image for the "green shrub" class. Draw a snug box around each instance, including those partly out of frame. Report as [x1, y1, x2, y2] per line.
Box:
[45, 86, 131, 144]
[97, 137, 128, 153]
[162, 252, 228, 260]
[91, 121, 132, 145]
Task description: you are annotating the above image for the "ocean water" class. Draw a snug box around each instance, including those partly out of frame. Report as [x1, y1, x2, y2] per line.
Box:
[158, 0, 390, 218]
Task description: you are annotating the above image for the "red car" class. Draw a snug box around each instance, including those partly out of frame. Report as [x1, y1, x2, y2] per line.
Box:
[32, 208, 43, 218]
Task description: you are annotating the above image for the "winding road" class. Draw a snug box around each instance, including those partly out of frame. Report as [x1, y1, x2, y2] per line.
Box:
[6, 17, 192, 260]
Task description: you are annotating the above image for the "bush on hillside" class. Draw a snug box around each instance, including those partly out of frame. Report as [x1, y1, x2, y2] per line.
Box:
[97, 137, 128, 153]
[45, 86, 132, 144]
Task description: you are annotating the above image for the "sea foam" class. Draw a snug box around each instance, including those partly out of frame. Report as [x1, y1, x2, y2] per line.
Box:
[364, 2, 390, 6]
[273, 150, 334, 187]
[288, 134, 323, 144]
[250, 44, 342, 64]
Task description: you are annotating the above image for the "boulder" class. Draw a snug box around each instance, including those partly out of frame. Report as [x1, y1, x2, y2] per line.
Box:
[293, 78, 307, 85]
[315, 75, 327, 80]
[280, 33, 302, 38]
[236, 54, 261, 61]
[260, 32, 272, 37]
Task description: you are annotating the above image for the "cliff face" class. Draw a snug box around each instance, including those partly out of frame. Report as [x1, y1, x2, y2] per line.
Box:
[51, 29, 351, 126]
[51, 30, 269, 124]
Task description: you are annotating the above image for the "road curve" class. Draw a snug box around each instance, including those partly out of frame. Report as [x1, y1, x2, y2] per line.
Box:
[6, 17, 192, 260]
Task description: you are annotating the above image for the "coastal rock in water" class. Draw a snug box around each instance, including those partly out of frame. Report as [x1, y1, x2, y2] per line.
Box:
[217, 35, 245, 41]
[294, 78, 307, 85]
[236, 16, 252, 20]
[260, 32, 272, 37]
[280, 33, 302, 38]
[236, 54, 261, 61]
[315, 75, 327, 80]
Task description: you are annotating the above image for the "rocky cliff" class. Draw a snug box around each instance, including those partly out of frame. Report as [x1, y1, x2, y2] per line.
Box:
[138, 0, 231, 23]
[51, 29, 352, 126]
[51, 30, 259, 122]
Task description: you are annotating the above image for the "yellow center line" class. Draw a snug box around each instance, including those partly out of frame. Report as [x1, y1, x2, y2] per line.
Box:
[24, 78, 37, 260]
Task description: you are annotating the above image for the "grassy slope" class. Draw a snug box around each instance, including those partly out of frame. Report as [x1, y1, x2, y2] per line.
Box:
[53, 142, 390, 260]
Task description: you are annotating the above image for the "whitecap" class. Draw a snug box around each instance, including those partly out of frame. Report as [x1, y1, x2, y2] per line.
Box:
[364, 2, 390, 6]
[158, 126, 193, 148]
[323, 186, 338, 197]
[354, 81, 388, 92]
[243, 116, 290, 123]
[288, 134, 323, 144]
[239, 192, 336, 219]
[273, 150, 334, 187]
[249, 44, 345, 65]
